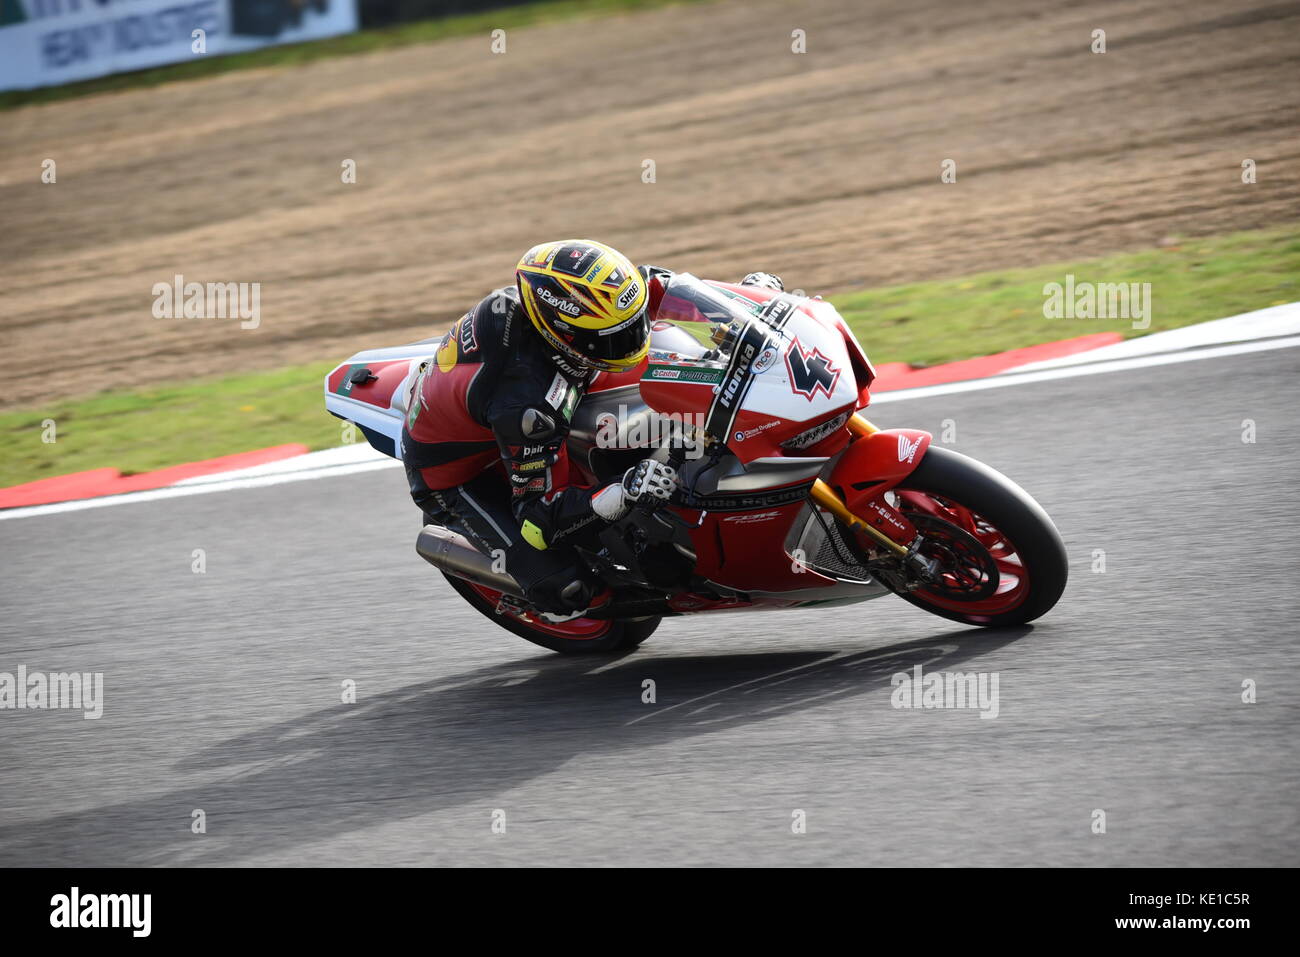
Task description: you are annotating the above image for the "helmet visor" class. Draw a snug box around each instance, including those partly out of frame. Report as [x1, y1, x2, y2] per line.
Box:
[557, 306, 650, 370]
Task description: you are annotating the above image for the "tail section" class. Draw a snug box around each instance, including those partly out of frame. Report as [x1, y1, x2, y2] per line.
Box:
[323, 340, 439, 459]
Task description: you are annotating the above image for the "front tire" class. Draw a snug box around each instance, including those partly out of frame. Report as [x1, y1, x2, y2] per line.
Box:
[876, 446, 1068, 627]
[442, 573, 660, 654]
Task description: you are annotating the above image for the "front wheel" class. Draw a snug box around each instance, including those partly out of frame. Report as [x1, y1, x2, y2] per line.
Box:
[860, 446, 1068, 627]
[441, 573, 660, 654]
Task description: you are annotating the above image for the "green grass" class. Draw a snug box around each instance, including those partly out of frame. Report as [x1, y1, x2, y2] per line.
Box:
[0, 361, 341, 487]
[2, 223, 1297, 488]
[0, 0, 700, 112]
[834, 225, 1300, 367]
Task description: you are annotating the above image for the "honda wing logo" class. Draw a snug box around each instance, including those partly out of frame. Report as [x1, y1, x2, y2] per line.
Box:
[784, 338, 841, 400]
[897, 434, 923, 463]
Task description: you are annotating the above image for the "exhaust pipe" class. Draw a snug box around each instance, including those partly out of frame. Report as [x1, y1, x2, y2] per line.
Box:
[415, 525, 525, 596]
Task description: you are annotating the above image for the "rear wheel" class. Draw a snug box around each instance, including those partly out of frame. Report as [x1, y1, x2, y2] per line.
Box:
[852, 446, 1068, 627]
[441, 573, 660, 654]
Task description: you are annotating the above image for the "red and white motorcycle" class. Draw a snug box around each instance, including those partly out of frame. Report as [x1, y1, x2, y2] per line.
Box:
[325, 274, 1067, 654]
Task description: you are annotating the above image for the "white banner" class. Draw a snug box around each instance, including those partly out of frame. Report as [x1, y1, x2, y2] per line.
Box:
[0, 0, 359, 92]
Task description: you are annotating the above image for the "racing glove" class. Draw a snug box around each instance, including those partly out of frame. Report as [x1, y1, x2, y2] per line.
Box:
[740, 272, 784, 291]
[590, 459, 679, 521]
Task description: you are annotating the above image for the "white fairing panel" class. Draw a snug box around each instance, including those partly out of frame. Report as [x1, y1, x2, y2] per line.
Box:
[742, 308, 857, 426]
[323, 342, 437, 460]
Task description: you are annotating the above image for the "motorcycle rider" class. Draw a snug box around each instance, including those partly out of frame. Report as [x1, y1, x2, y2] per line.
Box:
[402, 239, 783, 616]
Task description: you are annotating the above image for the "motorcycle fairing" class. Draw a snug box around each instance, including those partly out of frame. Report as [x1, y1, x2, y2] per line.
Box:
[638, 276, 864, 464]
[827, 428, 933, 511]
[324, 343, 437, 457]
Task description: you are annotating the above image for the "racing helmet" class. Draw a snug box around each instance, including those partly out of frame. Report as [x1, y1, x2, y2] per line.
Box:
[515, 240, 650, 373]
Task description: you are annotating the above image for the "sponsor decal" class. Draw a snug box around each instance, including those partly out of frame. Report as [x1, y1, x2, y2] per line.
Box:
[869, 500, 909, 532]
[783, 411, 850, 450]
[537, 285, 583, 317]
[722, 510, 781, 524]
[733, 420, 782, 443]
[720, 342, 757, 408]
[549, 352, 589, 378]
[513, 476, 547, 497]
[752, 345, 779, 373]
[897, 434, 924, 463]
[538, 286, 583, 317]
[545, 373, 569, 411]
[552, 511, 599, 542]
[643, 364, 723, 385]
[680, 481, 814, 513]
[457, 316, 479, 354]
[616, 281, 642, 310]
[551, 243, 602, 278]
[704, 322, 770, 442]
[561, 383, 581, 420]
[599, 308, 646, 336]
[784, 338, 841, 400]
[759, 295, 797, 331]
[584, 259, 605, 282]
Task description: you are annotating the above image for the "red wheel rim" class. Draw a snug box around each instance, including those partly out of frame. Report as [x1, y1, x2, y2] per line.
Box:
[467, 582, 613, 640]
[894, 491, 1031, 619]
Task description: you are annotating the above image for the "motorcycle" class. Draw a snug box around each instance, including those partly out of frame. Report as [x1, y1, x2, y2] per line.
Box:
[324, 274, 1067, 654]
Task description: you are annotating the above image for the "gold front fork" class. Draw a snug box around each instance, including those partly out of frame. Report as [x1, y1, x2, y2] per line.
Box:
[809, 413, 908, 558]
[847, 413, 879, 437]
[810, 480, 910, 558]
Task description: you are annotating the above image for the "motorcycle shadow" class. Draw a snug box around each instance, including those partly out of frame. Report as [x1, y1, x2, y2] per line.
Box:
[0, 625, 1030, 865]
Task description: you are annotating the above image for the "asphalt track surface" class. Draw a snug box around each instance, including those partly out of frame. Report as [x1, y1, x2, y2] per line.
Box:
[2, 346, 1298, 866]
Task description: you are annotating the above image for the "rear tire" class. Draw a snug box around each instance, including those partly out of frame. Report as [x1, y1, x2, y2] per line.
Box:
[880, 446, 1068, 627]
[442, 573, 660, 654]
